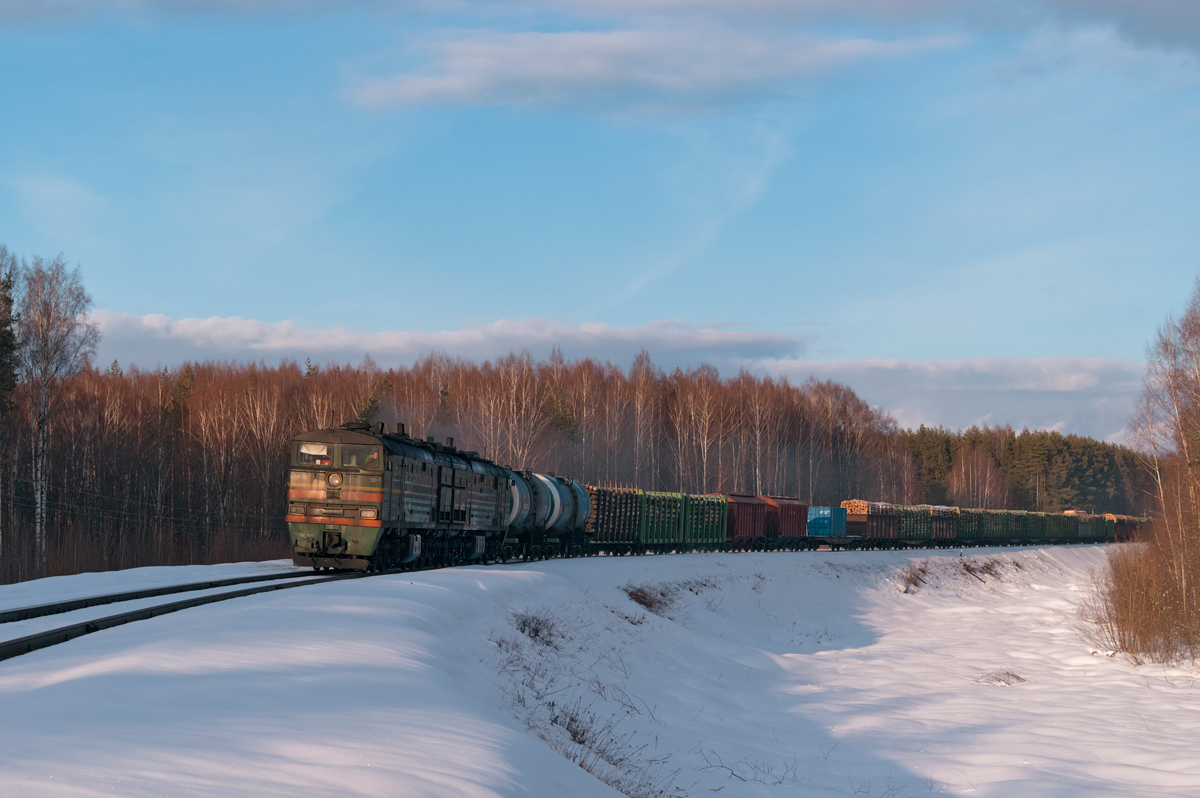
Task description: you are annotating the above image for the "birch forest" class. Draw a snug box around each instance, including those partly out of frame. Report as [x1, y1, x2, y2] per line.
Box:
[0, 348, 1149, 584]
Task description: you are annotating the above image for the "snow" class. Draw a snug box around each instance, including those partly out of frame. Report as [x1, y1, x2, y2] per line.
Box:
[1, 545, 1198, 797]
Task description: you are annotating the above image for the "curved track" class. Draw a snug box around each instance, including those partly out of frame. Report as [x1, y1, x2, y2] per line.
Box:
[0, 569, 383, 664]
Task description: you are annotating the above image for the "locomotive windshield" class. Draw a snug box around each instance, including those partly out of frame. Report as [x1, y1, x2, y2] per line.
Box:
[342, 445, 381, 470]
[296, 442, 332, 466]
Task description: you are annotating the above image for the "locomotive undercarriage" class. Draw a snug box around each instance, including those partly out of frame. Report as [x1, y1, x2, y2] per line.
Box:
[297, 526, 594, 572]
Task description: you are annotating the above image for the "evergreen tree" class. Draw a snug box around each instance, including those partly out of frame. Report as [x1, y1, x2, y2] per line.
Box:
[0, 247, 19, 577]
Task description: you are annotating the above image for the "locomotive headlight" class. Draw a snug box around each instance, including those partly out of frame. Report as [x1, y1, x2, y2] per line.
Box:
[288, 504, 305, 515]
[360, 508, 378, 520]
[327, 473, 343, 488]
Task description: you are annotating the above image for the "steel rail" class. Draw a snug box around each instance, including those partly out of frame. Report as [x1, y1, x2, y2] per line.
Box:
[0, 569, 392, 664]
[0, 570, 323, 625]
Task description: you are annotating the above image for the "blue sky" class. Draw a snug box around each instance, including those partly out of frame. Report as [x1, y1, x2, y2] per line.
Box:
[2, 0, 1198, 440]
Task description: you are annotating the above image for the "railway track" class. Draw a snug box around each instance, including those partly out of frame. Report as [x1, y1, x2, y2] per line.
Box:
[0, 568, 394, 665]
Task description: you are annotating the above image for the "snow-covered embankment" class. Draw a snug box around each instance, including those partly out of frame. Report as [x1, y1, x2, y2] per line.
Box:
[1, 546, 1198, 797]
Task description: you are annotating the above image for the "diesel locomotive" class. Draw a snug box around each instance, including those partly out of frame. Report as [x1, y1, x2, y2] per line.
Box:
[286, 421, 590, 570]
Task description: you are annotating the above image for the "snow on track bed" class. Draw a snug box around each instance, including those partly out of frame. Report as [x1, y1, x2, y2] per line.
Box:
[1, 545, 1198, 797]
[0, 574, 330, 649]
[0, 560, 309, 613]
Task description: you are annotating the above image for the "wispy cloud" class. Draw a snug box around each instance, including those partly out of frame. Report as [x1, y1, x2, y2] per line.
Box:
[352, 29, 959, 111]
[6, 174, 119, 255]
[93, 311, 1144, 440]
[1036, 0, 1200, 53]
[5, 0, 1200, 57]
[92, 310, 808, 371]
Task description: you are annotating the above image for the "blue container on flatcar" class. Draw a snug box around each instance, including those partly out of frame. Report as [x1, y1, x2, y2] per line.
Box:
[806, 506, 847, 537]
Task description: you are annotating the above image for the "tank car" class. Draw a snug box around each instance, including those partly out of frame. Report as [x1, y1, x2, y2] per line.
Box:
[285, 421, 590, 570]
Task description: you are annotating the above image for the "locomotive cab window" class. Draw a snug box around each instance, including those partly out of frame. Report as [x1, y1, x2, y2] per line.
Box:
[296, 442, 332, 466]
[341, 445, 381, 470]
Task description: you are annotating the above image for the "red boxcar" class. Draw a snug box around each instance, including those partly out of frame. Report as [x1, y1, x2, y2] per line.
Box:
[725, 494, 768, 551]
[762, 496, 809, 550]
[930, 506, 958, 540]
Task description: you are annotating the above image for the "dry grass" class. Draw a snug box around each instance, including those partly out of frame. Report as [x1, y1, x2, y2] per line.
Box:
[972, 669, 1026, 687]
[899, 562, 929, 593]
[621, 578, 723, 618]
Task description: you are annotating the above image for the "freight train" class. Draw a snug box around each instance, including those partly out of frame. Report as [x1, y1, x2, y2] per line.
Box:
[285, 422, 1144, 571]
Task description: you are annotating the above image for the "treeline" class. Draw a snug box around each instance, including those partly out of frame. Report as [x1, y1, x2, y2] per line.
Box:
[905, 425, 1150, 515]
[0, 348, 1152, 584]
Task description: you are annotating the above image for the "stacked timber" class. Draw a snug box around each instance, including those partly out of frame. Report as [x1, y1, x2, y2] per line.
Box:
[585, 485, 639, 546]
[840, 500, 898, 539]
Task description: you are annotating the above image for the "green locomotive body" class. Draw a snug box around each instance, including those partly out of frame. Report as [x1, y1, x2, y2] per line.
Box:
[287, 422, 512, 570]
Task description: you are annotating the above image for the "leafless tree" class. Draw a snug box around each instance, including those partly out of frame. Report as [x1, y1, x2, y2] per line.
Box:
[15, 256, 99, 572]
[947, 445, 1010, 509]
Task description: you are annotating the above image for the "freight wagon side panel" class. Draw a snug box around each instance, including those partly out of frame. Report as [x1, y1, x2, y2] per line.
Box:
[685, 495, 727, 548]
[639, 491, 684, 547]
[763, 496, 808, 548]
[726, 495, 768, 549]
[806, 506, 847, 538]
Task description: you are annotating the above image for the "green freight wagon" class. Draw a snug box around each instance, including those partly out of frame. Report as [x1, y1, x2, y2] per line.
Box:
[958, 509, 986, 543]
[639, 491, 685, 551]
[685, 494, 727, 550]
[1059, 513, 1079, 540]
[898, 505, 933, 543]
[1008, 510, 1030, 541]
[1027, 512, 1048, 542]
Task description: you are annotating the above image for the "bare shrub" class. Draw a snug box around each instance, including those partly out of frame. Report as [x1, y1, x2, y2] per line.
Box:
[972, 670, 1026, 686]
[1081, 544, 1200, 665]
[622, 577, 723, 617]
[624, 584, 673, 615]
[899, 562, 928, 593]
[513, 610, 563, 649]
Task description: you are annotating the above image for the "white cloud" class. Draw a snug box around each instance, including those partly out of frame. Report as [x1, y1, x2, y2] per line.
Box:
[352, 29, 959, 110]
[756, 356, 1146, 440]
[92, 310, 807, 371]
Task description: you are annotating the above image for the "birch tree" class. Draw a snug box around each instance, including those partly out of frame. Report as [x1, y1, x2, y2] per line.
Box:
[15, 256, 99, 572]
